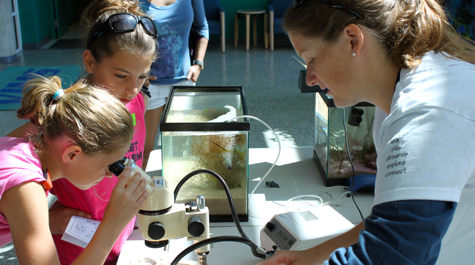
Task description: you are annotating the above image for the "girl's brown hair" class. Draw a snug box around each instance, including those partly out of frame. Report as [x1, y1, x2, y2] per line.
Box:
[83, 0, 157, 62]
[283, 0, 475, 68]
[17, 75, 134, 156]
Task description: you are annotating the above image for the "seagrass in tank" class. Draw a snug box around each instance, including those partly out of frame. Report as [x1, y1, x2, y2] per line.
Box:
[314, 92, 377, 186]
[160, 86, 250, 222]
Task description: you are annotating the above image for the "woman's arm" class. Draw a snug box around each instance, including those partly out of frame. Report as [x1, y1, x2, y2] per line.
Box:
[187, 37, 209, 82]
[258, 222, 363, 265]
[187, 0, 209, 82]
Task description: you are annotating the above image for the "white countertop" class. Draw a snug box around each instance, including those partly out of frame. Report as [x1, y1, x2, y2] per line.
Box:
[118, 147, 375, 265]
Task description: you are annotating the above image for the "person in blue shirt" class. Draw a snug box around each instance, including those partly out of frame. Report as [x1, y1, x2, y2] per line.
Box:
[140, 0, 209, 169]
[258, 0, 475, 264]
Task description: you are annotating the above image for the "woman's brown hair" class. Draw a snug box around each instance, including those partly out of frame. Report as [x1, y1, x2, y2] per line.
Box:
[283, 0, 475, 68]
[17, 75, 134, 156]
[83, 0, 157, 62]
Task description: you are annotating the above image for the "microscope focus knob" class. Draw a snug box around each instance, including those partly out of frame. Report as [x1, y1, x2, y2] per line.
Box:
[188, 216, 205, 237]
[148, 222, 165, 240]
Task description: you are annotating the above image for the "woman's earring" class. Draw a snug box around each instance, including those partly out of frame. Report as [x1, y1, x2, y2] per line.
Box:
[352, 52, 356, 57]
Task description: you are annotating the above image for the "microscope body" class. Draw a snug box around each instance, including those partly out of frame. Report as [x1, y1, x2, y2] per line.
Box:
[137, 176, 211, 254]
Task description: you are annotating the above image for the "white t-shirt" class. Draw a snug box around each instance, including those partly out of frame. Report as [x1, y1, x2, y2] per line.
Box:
[372, 51, 475, 264]
[373, 51, 475, 205]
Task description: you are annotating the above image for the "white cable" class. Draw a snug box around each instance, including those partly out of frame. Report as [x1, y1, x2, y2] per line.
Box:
[225, 115, 281, 199]
[225, 115, 281, 219]
[284, 194, 324, 212]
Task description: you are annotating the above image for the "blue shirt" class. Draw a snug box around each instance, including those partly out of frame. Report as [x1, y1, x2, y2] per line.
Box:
[140, 0, 209, 85]
[326, 200, 456, 265]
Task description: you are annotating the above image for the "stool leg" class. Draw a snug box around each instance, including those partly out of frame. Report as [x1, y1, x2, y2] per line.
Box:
[264, 13, 269, 49]
[246, 14, 250, 50]
[253, 16, 257, 46]
[221, 12, 225, 52]
[270, 11, 274, 51]
[234, 13, 239, 48]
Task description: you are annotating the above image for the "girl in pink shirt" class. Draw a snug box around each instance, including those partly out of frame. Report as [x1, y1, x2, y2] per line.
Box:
[7, 0, 158, 263]
[50, 1, 158, 263]
[7, 0, 156, 264]
[0, 75, 148, 264]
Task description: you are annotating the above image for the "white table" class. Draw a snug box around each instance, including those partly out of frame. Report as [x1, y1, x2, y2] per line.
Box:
[118, 147, 375, 265]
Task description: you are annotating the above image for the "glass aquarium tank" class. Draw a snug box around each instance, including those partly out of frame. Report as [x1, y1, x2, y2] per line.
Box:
[160, 86, 250, 222]
[314, 92, 377, 186]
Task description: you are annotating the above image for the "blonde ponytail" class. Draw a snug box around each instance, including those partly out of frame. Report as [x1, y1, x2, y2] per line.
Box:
[17, 75, 134, 156]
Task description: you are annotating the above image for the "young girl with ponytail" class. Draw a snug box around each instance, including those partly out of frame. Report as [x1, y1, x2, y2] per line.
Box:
[8, 1, 158, 263]
[51, 0, 157, 263]
[0, 75, 148, 264]
[259, 0, 475, 264]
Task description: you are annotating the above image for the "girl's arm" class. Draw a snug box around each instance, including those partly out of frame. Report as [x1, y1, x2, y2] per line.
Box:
[71, 167, 148, 264]
[0, 167, 147, 265]
[0, 182, 61, 265]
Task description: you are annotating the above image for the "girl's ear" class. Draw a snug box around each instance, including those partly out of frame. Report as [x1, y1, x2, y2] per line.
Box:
[83, 50, 95, 74]
[62, 145, 82, 164]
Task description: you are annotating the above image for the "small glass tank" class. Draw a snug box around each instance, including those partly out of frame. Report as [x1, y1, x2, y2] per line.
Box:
[314, 92, 377, 186]
[160, 86, 250, 222]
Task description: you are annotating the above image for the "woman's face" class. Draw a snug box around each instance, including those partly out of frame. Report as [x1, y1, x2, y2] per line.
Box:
[289, 31, 363, 108]
[68, 144, 130, 190]
[84, 50, 152, 105]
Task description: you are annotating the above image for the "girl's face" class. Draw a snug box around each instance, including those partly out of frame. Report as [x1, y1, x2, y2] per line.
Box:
[67, 143, 130, 190]
[289, 31, 363, 108]
[84, 49, 152, 105]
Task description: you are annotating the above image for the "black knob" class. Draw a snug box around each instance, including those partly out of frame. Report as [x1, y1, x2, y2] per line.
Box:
[148, 222, 165, 240]
[188, 216, 205, 237]
[266, 222, 276, 232]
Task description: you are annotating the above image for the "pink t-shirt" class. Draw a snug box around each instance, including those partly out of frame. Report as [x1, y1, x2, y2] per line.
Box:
[50, 93, 146, 265]
[0, 137, 48, 247]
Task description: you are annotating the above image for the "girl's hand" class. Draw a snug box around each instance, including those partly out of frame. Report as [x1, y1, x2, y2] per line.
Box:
[102, 167, 148, 228]
[49, 202, 92, 234]
[186, 65, 202, 83]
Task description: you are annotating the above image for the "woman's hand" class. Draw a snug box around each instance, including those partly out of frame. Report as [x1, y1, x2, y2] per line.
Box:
[145, 74, 157, 86]
[187, 64, 202, 83]
[49, 202, 92, 234]
[257, 249, 322, 265]
[102, 166, 148, 228]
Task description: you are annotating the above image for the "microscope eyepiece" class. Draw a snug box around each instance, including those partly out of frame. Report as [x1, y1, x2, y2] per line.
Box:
[108, 157, 153, 194]
[108, 157, 128, 176]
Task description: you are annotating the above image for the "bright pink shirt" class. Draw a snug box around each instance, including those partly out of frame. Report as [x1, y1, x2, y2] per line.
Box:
[50, 93, 146, 265]
[0, 137, 48, 247]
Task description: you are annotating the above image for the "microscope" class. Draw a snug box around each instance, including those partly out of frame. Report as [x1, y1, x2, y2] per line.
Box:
[109, 158, 211, 264]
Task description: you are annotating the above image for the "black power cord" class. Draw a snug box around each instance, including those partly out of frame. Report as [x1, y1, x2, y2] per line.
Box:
[171, 236, 266, 265]
[172, 169, 269, 265]
[342, 108, 365, 221]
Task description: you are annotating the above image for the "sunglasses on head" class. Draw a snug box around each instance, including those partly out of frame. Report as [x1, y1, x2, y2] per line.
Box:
[293, 0, 363, 19]
[88, 13, 158, 49]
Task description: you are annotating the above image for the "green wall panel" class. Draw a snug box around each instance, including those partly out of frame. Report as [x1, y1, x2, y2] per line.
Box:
[18, 0, 52, 44]
[16, 0, 285, 45]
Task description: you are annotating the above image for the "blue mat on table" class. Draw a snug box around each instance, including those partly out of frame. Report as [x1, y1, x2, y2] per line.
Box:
[0, 65, 84, 111]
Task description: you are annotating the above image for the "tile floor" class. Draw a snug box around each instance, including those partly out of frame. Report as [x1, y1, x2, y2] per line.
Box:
[0, 25, 315, 264]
